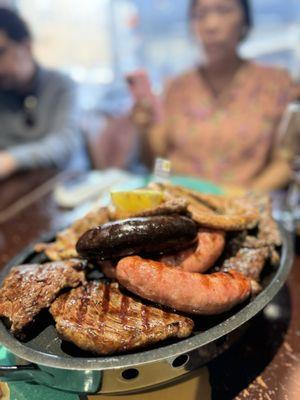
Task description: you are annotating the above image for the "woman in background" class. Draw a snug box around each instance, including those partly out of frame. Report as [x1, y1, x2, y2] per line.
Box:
[131, 0, 299, 192]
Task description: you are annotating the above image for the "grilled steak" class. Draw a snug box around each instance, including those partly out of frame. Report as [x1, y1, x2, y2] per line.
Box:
[50, 281, 194, 355]
[0, 260, 86, 334]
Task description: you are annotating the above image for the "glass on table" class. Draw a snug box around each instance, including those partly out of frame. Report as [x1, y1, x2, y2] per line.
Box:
[275, 102, 300, 251]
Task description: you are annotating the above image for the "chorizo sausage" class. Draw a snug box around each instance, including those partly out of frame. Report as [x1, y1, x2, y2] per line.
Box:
[116, 256, 251, 315]
[161, 229, 225, 273]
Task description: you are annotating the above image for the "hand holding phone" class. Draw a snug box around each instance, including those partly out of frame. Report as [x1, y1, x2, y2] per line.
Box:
[126, 70, 163, 126]
[125, 70, 154, 104]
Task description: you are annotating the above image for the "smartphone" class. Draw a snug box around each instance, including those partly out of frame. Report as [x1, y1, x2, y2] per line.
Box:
[125, 70, 154, 103]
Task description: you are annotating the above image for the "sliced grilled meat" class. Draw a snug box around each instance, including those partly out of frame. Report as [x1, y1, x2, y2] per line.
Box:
[50, 281, 194, 355]
[0, 260, 86, 334]
[76, 216, 198, 260]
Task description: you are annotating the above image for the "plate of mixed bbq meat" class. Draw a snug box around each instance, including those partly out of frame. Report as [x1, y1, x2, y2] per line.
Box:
[0, 183, 286, 358]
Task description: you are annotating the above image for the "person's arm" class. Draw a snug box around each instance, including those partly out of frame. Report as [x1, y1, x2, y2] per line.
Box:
[130, 81, 175, 169]
[249, 74, 300, 193]
[6, 76, 82, 171]
[0, 151, 17, 179]
[130, 104, 168, 169]
[248, 153, 292, 193]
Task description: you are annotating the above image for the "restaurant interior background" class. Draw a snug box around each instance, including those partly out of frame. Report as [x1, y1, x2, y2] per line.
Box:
[3, 0, 300, 118]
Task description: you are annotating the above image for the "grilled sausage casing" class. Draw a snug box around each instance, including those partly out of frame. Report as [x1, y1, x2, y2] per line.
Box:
[76, 216, 198, 260]
[161, 229, 225, 273]
[116, 256, 251, 315]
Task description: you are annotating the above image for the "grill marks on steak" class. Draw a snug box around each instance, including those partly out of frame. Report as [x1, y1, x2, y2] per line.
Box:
[0, 260, 86, 334]
[50, 281, 194, 355]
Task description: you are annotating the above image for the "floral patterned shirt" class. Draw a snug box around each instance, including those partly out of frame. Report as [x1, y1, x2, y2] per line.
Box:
[149, 62, 299, 185]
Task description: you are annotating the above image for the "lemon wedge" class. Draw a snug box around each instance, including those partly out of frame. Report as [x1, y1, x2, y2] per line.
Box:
[111, 190, 164, 214]
[221, 184, 247, 197]
[0, 383, 10, 400]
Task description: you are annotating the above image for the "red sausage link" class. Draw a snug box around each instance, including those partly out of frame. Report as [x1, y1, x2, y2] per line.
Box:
[161, 229, 225, 273]
[116, 256, 251, 315]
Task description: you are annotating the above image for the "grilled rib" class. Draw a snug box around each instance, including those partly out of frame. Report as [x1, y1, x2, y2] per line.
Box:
[50, 281, 194, 355]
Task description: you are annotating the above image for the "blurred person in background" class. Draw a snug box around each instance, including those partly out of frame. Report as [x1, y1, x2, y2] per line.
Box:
[130, 0, 300, 192]
[0, 7, 82, 179]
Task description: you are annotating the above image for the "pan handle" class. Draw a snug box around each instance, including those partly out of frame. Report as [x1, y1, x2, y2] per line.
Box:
[0, 364, 102, 393]
[0, 364, 51, 383]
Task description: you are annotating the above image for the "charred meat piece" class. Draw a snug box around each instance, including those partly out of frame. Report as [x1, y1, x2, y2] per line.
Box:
[221, 247, 269, 281]
[116, 256, 251, 315]
[243, 195, 281, 267]
[0, 260, 86, 334]
[217, 235, 270, 283]
[76, 216, 198, 260]
[249, 195, 282, 247]
[222, 231, 248, 259]
[50, 281, 194, 355]
[220, 195, 282, 278]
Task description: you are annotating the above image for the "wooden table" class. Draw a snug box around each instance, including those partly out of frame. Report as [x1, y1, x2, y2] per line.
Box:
[0, 171, 299, 400]
[0, 170, 87, 266]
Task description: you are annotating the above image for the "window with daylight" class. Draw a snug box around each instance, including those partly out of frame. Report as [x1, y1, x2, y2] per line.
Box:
[14, 0, 300, 112]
